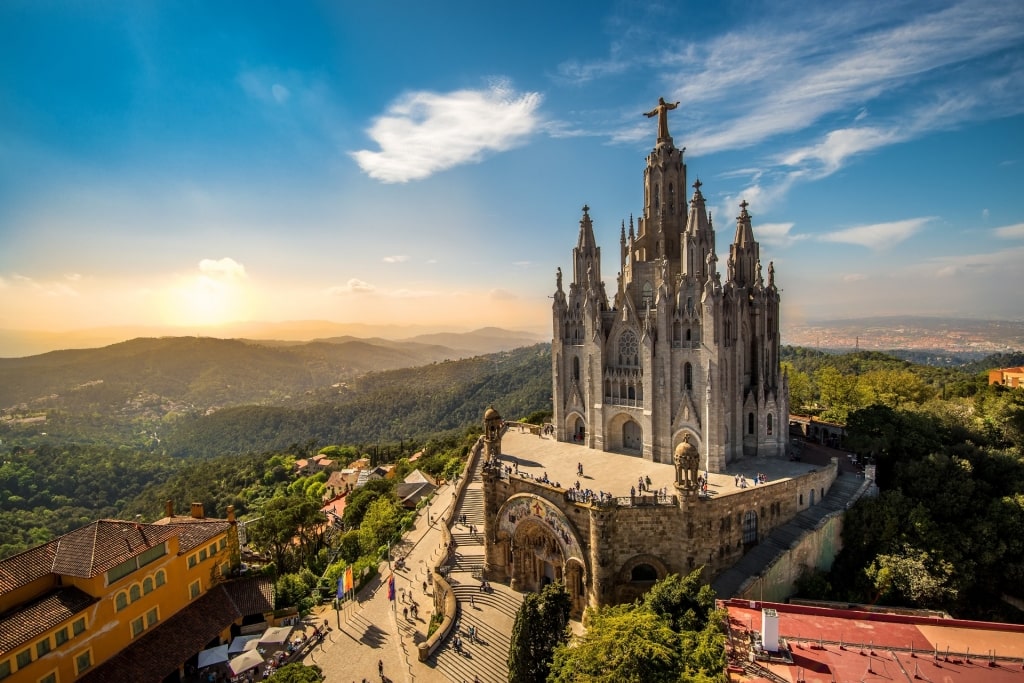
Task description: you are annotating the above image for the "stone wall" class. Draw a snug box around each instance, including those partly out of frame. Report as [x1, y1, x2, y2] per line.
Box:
[484, 460, 837, 609]
[734, 502, 844, 603]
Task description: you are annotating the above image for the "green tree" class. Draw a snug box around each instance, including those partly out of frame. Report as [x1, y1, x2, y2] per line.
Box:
[641, 568, 716, 633]
[866, 544, 958, 608]
[267, 663, 323, 682]
[357, 496, 402, 556]
[507, 583, 571, 683]
[342, 478, 396, 529]
[815, 366, 867, 422]
[781, 362, 813, 412]
[248, 494, 325, 573]
[858, 368, 932, 408]
[548, 605, 682, 683]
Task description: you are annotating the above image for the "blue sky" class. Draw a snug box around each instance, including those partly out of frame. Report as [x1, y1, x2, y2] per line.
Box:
[1, 0, 1022, 338]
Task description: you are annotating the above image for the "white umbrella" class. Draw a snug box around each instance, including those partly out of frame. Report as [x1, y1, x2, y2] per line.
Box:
[228, 635, 260, 654]
[197, 644, 229, 669]
[228, 649, 264, 676]
[259, 625, 293, 645]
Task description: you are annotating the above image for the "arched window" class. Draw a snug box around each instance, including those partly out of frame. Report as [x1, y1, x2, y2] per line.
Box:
[155, 570, 166, 587]
[684, 362, 693, 391]
[809, 489, 816, 506]
[748, 412, 755, 435]
[572, 356, 580, 381]
[767, 413, 773, 436]
[115, 592, 128, 612]
[631, 564, 658, 582]
[129, 585, 141, 602]
[642, 282, 653, 309]
[143, 577, 154, 594]
[799, 493, 804, 506]
[685, 327, 691, 341]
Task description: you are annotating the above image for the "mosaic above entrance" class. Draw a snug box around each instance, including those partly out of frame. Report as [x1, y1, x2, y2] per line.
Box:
[498, 494, 585, 564]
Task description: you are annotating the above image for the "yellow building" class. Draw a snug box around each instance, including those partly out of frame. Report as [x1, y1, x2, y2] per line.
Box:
[989, 366, 1024, 388]
[0, 502, 273, 683]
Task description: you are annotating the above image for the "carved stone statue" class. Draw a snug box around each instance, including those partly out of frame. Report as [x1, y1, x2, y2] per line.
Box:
[644, 97, 680, 141]
[556, 267, 563, 290]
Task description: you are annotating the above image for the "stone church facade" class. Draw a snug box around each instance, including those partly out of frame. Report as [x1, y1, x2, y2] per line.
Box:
[482, 101, 835, 617]
[551, 100, 788, 470]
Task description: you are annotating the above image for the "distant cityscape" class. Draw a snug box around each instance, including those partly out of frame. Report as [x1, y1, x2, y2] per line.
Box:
[784, 316, 1024, 357]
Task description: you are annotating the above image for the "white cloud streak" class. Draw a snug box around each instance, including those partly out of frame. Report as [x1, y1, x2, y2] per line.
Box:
[994, 223, 1024, 239]
[351, 82, 544, 183]
[382, 255, 409, 263]
[198, 257, 247, 280]
[820, 217, 932, 249]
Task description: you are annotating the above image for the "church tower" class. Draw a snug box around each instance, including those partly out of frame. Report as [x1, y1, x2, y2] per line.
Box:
[551, 99, 787, 471]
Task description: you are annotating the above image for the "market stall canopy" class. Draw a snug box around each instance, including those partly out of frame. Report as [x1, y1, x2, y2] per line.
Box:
[259, 625, 293, 645]
[228, 635, 260, 654]
[228, 649, 264, 676]
[197, 644, 229, 669]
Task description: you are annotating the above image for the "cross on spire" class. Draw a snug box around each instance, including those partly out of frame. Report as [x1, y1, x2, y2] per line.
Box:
[693, 179, 702, 191]
[739, 200, 749, 212]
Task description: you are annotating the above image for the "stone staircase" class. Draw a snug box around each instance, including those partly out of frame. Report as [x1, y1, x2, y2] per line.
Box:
[428, 457, 524, 682]
[712, 472, 871, 598]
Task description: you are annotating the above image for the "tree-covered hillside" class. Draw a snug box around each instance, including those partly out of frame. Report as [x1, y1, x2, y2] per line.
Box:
[159, 344, 551, 457]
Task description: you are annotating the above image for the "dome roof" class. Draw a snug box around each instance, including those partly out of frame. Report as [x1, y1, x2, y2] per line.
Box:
[674, 438, 697, 458]
[484, 406, 502, 420]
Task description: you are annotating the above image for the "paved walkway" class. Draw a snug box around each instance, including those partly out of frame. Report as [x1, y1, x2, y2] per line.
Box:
[301, 481, 457, 683]
[302, 456, 522, 683]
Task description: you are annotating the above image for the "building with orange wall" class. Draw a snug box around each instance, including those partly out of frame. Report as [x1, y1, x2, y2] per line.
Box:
[0, 502, 273, 683]
[989, 367, 1024, 388]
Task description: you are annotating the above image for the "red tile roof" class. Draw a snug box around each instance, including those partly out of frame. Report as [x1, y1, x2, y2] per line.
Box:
[0, 521, 183, 590]
[723, 599, 1024, 683]
[77, 578, 273, 683]
[0, 587, 97, 655]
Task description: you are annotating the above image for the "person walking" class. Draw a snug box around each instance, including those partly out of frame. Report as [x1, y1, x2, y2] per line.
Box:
[378, 659, 384, 680]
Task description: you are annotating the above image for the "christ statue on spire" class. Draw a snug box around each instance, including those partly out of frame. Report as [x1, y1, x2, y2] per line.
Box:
[644, 97, 680, 141]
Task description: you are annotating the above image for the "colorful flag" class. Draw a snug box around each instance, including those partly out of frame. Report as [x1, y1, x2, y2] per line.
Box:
[343, 565, 354, 594]
[336, 577, 344, 600]
[387, 573, 395, 601]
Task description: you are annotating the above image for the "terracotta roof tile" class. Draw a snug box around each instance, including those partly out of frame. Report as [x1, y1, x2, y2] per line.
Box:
[78, 583, 245, 683]
[0, 542, 58, 592]
[157, 521, 232, 553]
[223, 577, 274, 616]
[0, 587, 97, 655]
[0, 521, 182, 588]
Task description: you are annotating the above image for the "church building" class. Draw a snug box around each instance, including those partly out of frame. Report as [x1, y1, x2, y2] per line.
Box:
[551, 98, 788, 471]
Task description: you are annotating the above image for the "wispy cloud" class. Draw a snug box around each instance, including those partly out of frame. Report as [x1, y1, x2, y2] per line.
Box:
[931, 245, 1024, 277]
[327, 278, 375, 295]
[351, 82, 543, 183]
[198, 257, 247, 280]
[382, 255, 410, 264]
[994, 223, 1024, 239]
[754, 222, 807, 248]
[489, 288, 518, 301]
[820, 217, 932, 249]
[564, 1, 1024, 207]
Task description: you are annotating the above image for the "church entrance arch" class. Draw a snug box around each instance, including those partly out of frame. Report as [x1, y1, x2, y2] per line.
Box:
[607, 412, 643, 455]
[566, 413, 586, 444]
[497, 494, 588, 616]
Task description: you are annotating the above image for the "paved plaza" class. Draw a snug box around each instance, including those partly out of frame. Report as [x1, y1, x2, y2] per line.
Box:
[495, 427, 824, 500]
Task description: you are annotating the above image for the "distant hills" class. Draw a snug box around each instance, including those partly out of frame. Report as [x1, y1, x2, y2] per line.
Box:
[0, 320, 548, 358]
[0, 327, 546, 421]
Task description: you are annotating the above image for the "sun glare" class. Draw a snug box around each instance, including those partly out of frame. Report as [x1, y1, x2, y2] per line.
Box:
[163, 275, 247, 327]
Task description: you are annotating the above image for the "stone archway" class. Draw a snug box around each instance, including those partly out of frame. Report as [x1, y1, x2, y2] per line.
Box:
[564, 557, 587, 618]
[607, 412, 643, 455]
[497, 494, 589, 604]
[511, 519, 564, 592]
[566, 412, 586, 444]
[615, 554, 670, 604]
[623, 420, 642, 452]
